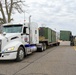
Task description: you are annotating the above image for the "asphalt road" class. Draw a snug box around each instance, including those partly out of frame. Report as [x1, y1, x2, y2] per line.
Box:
[0, 44, 76, 75]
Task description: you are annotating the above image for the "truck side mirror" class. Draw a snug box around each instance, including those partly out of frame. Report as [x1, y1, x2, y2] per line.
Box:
[23, 27, 29, 35]
[23, 27, 26, 34]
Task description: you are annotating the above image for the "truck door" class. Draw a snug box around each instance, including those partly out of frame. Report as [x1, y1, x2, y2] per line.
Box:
[22, 27, 31, 53]
[22, 27, 29, 44]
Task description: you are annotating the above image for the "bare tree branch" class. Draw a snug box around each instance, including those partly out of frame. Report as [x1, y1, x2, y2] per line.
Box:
[8, 0, 13, 22]
[0, 0, 27, 24]
[5, 0, 8, 15]
[0, 1, 6, 23]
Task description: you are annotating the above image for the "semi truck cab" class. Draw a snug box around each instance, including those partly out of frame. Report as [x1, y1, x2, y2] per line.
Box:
[0, 23, 38, 61]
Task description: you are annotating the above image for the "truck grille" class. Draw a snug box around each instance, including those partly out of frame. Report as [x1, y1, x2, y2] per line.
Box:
[0, 40, 2, 52]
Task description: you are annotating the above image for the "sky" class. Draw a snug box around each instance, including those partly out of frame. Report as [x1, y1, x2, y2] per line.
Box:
[13, 0, 76, 35]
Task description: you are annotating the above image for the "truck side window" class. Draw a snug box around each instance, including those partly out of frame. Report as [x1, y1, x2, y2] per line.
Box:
[23, 27, 26, 34]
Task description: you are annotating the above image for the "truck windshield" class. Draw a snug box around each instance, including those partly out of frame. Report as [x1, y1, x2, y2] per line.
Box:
[2, 25, 22, 33]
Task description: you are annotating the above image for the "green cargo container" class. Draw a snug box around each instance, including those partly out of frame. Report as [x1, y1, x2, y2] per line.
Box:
[60, 30, 72, 41]
[39, 27, 52, 42]
[45, 28, 52, 42]
[39, 27, 56, 43]
[52, 30, 56, 42]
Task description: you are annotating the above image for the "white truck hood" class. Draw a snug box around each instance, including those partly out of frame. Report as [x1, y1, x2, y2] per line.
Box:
[0, 33, 21, 40]
[5, 33, 21, 38]
[0, 33, 22, 53]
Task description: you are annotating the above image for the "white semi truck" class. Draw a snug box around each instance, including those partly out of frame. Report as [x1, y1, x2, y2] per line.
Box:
[0, 22, 46, 61]
[0, 22, 59, 61]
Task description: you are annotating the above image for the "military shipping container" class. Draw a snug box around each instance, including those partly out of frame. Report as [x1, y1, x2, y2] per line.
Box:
[39, 27, 60, 46]
[44, 28, 52, 42]
[60, 30, 72, 41]
[39, 27, 52, 43]
[52, 30, 56, 42]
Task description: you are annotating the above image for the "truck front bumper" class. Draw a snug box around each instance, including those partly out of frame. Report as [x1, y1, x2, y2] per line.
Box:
[0, 51, 17, 60]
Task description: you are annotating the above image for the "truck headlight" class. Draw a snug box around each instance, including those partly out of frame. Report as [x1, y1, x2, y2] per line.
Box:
[5, 46, 15, 52]
[7, 46, 15, 51]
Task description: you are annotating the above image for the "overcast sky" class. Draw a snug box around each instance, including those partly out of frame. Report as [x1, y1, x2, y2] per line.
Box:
[13, 0, 76, 35]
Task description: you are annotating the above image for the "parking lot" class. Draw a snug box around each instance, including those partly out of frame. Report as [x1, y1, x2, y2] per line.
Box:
[0, 42, 76, 75]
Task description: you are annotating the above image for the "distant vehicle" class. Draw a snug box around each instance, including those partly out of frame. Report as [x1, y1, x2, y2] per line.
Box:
[70, 36, 76, 46]
[0, 22, 59, 61]
[60, 30, 72, 41]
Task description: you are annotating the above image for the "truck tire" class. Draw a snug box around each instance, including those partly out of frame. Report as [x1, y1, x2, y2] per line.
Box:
[16, 47, 25, 61]
[40, 43, 46, 52]
[40, 45, 44, 52]
[37, 44, 44, 52]
[37, 43, 46, 52]
[43, 43, 46, 50]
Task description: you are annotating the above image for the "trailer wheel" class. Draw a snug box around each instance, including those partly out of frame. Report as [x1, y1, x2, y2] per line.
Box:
[43, 43, 46, 50]
[40, 43, 47, 52]
[40, 45, 44, 52]
[16, 47, 25, 61]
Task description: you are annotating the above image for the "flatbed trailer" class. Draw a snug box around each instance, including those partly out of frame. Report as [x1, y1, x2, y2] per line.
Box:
[38, 27, 60, 51]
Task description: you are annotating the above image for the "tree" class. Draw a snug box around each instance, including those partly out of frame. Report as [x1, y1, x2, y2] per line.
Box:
[0, 0, 25, 24]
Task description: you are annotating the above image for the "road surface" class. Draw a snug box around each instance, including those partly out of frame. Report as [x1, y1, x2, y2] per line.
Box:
[0, 44, 76, 75]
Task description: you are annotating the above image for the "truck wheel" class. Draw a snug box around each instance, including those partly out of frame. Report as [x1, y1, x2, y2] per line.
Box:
[37, 45, 44, 52]
[16, 47, 25, 61]
[43, 43, 46, 50]
[40, 46, 44, 52]
[40, 43, 46, 52]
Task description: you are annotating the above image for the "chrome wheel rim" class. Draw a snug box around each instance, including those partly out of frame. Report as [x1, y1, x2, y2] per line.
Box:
[19, 50, 24, 60]
[44, 45, 46, 50]
[42, 46, 43, 51]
